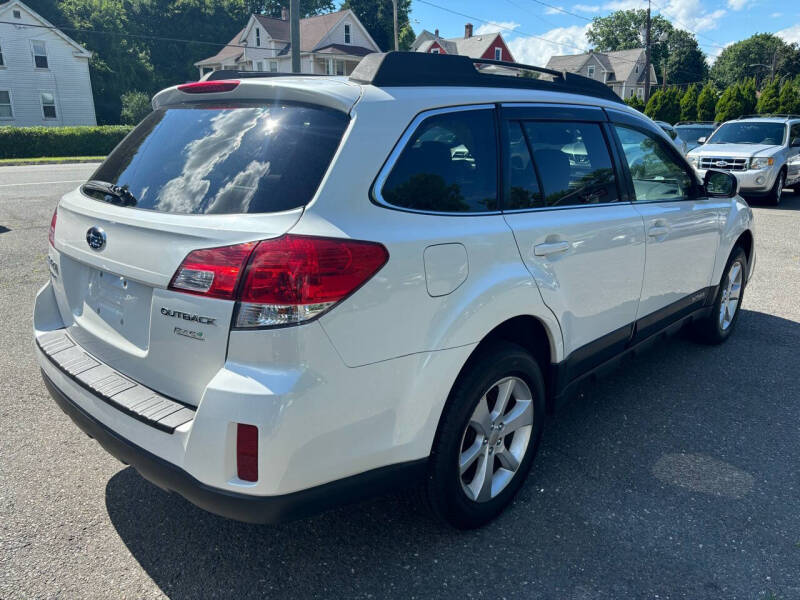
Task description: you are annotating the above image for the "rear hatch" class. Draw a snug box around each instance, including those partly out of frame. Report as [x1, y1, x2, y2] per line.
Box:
[48, 79, 357, 406]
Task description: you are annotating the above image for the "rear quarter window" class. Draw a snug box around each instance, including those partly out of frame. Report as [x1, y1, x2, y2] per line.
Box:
[378, 109, 498, 213]
[85, 102, 349, 214]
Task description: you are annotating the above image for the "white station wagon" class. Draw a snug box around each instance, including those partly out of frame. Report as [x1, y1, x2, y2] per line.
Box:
[35, 52, 755, 528]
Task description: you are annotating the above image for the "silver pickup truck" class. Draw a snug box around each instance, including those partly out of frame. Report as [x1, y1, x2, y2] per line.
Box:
[687, 115, 800, 205]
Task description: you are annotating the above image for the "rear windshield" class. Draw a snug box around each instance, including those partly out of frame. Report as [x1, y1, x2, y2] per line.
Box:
[86, 102, 349, 214]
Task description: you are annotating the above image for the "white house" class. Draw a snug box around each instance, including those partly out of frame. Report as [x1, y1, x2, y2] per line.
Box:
[0, 0, 96, 126]
[545, 49, 658, 101]
[195, 9, 380, 78]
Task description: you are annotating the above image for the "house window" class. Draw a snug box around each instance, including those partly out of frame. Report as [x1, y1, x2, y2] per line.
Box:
[256, 28, 261, 47]
[255, 61, 263, 71]
[326, 59, 344, 75]
[13, 9, 21, 18]
[0, 41, 4, 67]
[494, 47, 502, 61]
[41, 92, 56, 119]
[629, 89, 634, 97]
[269, 61, 278, 72]
[431, 47, 440, 54]
[344, 24, 351, 44]
[0, 91, 12, 118]
[32, 41, 48, 69]
[587, 65, 595, 78]
[635, 63, 639, 74]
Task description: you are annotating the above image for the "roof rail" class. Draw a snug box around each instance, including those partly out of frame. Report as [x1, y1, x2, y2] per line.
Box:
[736, 113, 800, 120]
[204, 69, 328, 81]
[348, 52, 624, 105]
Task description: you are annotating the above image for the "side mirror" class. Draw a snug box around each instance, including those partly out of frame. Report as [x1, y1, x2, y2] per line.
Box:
[704, 169, 738, 198]
[791, 137, 800, 147]
[697, 136, 707, 144]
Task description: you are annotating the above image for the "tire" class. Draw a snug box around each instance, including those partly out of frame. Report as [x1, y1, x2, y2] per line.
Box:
[766, 170, 785, 206]
[424, 341, 546, 529]
[693, 246, 747, 345]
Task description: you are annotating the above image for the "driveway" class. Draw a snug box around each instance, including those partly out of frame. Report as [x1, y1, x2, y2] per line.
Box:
[1, 163, 799, 599]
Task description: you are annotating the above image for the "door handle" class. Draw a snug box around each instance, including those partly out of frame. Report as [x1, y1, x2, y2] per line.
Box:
[648, 225, 669, 238]
[534, 241, 571, 256]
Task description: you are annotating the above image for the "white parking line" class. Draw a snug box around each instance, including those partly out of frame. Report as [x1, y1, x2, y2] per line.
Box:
[0, 180, 84, 187]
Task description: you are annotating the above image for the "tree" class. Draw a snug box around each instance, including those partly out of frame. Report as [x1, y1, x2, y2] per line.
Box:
[715, 83, 747, 121]
[664, 29, 708, 86]
[343, 0, 414, 52]
[697, 82, 718, 121]
[778, 81, 800, 114]
[625, 94, 645, 112]
[756, 78, 781, 114]
[680, 84, 698, 121]
[587, 10, 707, 85]
[120, 91, 152, 124]
[710, 33, 800, 89]
[741, 77, 757, 114]
[644, 87, 681, 123]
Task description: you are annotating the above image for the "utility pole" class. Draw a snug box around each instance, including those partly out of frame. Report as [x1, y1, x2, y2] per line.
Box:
[769, 49, 777, 82]
[644, 0, 652, 104]
[291, 0, 300, 73]
[393, 0, 399, 51]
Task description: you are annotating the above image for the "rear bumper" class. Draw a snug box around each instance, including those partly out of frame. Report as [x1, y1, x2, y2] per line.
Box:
[42, 368, 427, 523]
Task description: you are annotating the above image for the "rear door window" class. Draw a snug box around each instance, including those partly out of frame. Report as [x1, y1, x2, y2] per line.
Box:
[85, 102, 349, 214]
[518, 121, 619, 207]
[379, 109, 498, 213]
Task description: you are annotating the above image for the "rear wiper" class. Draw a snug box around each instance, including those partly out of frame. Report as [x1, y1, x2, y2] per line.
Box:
[82, 180, 138, 207]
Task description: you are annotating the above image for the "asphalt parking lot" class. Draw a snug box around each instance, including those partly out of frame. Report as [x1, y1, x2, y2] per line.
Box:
[1, 162, 800, 599]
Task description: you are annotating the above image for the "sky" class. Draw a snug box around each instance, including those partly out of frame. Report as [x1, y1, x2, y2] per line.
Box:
[407, 0, 800, 67]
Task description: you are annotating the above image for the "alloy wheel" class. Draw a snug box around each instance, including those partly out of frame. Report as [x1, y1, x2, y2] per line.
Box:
[719, 259, 743, 330]
[458, 376, 534, 503]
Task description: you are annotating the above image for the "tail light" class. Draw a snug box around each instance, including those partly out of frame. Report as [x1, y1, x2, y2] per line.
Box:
[236, 423, 258, 482]
[168, 235, 389, 327]
[48, 207, 57, 247]
[177, 80, 240, 94]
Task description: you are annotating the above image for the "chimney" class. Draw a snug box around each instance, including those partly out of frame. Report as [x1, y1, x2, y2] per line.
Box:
[465, 23, 473, 39]
[434, 28, 439, 38]
[281, 6, 288, 20]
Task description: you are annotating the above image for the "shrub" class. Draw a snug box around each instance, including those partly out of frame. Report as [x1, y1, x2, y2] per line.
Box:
[715, 83, 747, 121]
[679, 84, 699, 121]
[645, 87, 681, 123]
[625, 94, 645, 112]
[756, 78, 781, 114]
[778, 81, 800, 114]
[0, 125, 133, 159]
[697, 83, 718, 121]
[120, 91, 152, 125]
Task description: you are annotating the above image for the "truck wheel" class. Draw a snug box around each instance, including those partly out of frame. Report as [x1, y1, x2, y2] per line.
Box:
[425, 341, 546, 529]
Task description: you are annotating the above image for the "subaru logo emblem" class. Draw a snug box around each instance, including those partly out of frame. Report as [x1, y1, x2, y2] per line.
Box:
[715, 160, 729, 167]
[86, 226, 106, 251]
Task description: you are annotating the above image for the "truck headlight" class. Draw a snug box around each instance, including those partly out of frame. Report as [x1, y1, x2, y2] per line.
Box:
[750, 156, 774, 170]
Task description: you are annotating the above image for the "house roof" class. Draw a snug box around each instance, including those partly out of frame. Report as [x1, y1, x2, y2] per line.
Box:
[0, 0, 92, 57]
[314, 43, 374, 57]
[546, 48, 657, 84]
[194, 28, 245, 66]
[413, 30, 510, 60]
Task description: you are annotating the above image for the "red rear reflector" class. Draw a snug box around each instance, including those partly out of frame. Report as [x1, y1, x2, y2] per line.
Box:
[177, 80, 240, 94]
[236, 423, 258, 482]
[48, 207, 57, 247]
[168, 241, 256, 299]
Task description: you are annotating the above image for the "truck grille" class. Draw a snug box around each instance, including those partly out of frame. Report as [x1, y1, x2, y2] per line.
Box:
[699, 157, 748, 171]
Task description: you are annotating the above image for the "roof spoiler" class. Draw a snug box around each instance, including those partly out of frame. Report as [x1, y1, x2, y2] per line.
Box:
[348, 52, 624, 105]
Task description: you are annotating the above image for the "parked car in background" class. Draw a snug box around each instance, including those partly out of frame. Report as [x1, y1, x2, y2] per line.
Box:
[687, 115, 800, 205]
[675, 121, 718, 152]
[656, 121, 689, 155]
[35, 52, 755, 530]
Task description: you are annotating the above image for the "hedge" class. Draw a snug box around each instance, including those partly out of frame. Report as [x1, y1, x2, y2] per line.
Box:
[0, 125, 133, 159]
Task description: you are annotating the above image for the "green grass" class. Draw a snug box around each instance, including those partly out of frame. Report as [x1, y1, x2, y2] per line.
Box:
[0, 156, 105, 165]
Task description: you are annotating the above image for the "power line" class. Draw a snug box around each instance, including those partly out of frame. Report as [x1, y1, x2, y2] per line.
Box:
[524, 0, 592, 22]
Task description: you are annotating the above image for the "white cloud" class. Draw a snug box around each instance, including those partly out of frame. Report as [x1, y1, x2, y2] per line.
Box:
[506, 24, 591, 67]
[777, 23, 800, 45]
[727, 0, 749, 10]
[544, 5, 565, 15]
[770, 12, 782, 17]
[658, 0, 726, 32]
[573, 4, 601, 12]
[601, 0, 643, 10]
[475, 21, 520, 35]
